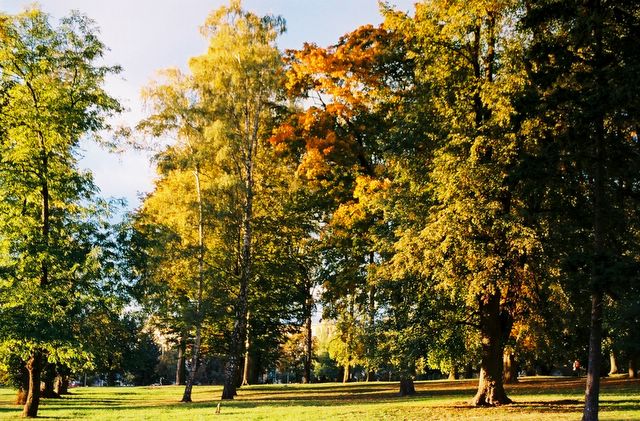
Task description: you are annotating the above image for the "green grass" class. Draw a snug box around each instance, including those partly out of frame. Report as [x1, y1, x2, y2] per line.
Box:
[1, 377, 638, 420]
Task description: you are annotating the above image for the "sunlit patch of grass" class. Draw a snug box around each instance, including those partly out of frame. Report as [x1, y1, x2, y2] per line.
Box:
[0, 376, 638, 420]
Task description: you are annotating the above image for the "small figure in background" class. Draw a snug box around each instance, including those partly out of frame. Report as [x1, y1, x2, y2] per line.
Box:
[573, 360, 581, 376]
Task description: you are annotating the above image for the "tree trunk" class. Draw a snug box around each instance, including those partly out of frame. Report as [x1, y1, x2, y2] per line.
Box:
[503, 352, 518, 384]
[629, 354, 638, 379]
[448, 366, 457, 381]
[464, 363, 474, 379]
[41, 363, 61, 399]
[609, 350, 619, 375]
[399, 377, 416, 396]
[181, 325, 202, 403]
[221, 357, 238, 399]
[367, 370, 375, 382]
[106, 369, 117, 387]
[23, 352, 42, 418]
[471, 293, 512, 406]
[183, 165, 205, 403]
[16, 389, 27, 406]
[303, 295, 313, 384]
[242, 311, 251, 386]
[366, 278, 376, 383]
[16, 365, 29, 405]
[249, 351, 261, 384]
[222, 120, 255, 399]
[54, 375, 70, 395]
[176, 339, 186, 385]
[583, 291, 604, 420]
[342, 364, 350, 383]
[582, 5, 606, 419]
[241, 352, 251, 386]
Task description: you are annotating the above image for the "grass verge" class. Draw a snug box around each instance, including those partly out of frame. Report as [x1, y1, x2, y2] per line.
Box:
[0, 376, 638, 420]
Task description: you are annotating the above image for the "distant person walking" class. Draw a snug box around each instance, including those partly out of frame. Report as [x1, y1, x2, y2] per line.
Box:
[573, 360, 581, 376]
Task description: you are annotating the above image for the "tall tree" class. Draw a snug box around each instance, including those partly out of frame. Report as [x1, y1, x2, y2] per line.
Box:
[0, 8, 121, 417]
[188, 0, 285, 400]
[387, 0, 546, 405]
[137, 68, 217, 403]
[523, 1, 640, 418]
[273, 22, 414, 389]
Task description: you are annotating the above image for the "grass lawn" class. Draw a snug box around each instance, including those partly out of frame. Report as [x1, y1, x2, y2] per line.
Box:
[0, 376, 638, 420]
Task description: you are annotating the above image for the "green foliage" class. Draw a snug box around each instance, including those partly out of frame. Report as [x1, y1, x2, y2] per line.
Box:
[0, 6, 122, 374]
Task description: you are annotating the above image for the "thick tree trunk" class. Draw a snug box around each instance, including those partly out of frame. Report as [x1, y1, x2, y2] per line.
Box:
[54, 375, 70, 395]
[609, 351, 619, 375]
[176, 339, 186, 385]
[503, 352, 518, 384]
[221, 357, 238, 399]
[248, 351, 261, 384]
[41, 363, 61, 399]
[399, 377, 416, 396]
[106, 369, 117, 387]
[23, 352, 42, 418]
[448, 366, 457, 381]
[464, 363, 474, 379]
[629, 354, 638, 379]
[471, 293, 512, 406]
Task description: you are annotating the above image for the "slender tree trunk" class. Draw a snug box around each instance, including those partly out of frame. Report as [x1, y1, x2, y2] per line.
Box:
[366, 274, 376, 382]
[222, 113, 257, 399]
[23, 352, 42, 418]
[583, 291, 604, 419]
[503, 352, 518, 384]
[303, 292, 313, 384]
[176, 339, 186, 385]
[583, 4, 606, 420]
[471, 293, 512, 406]
[181, 325, 202, 403]
[182, 166, 205, 403]
[342, 364, 350, 383]
[24, 143, 50, 417]
[609, 351, 619, 375]
[399, 377, 416, 396]
[242, 312, 251, 386]
[39, 149, 50, 287]
[629, 354, 638, 379]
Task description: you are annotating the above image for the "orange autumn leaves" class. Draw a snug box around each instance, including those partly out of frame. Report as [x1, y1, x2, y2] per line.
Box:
[269, 25, 397, 184]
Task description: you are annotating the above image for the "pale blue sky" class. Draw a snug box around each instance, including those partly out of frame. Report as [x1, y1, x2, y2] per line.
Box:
[2, 0, 415, 211]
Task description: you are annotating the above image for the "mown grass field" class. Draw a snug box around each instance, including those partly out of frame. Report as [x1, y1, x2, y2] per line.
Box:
[0, 377, 638, 420]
